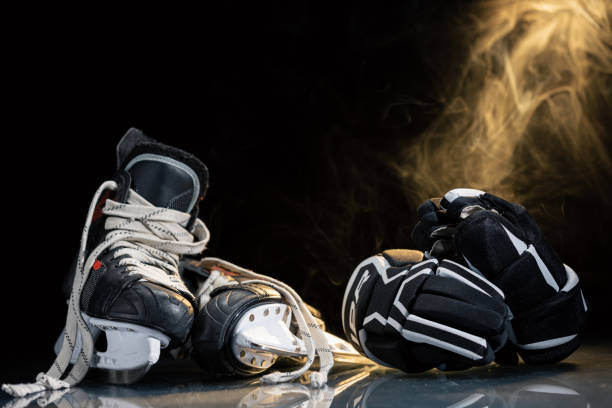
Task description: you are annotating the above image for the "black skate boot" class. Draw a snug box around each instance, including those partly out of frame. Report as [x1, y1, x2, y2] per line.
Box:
[2, 128, 211, 397]
[180, 257, 371, 386]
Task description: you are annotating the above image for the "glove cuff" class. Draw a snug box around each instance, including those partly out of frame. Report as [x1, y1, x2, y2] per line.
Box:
[513, 277, 587, 364]
[518, 334, 583, 365]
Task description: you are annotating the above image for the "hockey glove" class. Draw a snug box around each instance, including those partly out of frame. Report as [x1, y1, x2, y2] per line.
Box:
[411, 188, 588, 364]
[342, 249, 513, 372]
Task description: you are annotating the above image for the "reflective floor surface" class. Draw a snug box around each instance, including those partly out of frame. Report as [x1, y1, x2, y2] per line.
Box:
[2, 341, 611, 408]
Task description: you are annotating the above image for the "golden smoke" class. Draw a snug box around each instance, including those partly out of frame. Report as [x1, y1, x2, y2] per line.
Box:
[397, 0, 612, 210]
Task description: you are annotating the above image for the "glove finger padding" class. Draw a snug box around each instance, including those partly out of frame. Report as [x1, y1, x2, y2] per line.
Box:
[411, 188, 588, 364]
[342, 249, 512, 372]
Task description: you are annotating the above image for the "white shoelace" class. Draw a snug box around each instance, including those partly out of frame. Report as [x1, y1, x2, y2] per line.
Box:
[202, 258, 334, 387]
[2, 180, 210, 398]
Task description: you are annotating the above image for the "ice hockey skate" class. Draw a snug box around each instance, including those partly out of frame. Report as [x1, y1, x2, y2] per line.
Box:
[181, 257, 370, 386]
[2, 129, 211, 397]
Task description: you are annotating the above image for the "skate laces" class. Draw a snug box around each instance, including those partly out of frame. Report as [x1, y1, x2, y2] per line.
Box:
[102, 189, 209, 294]
[194, 269, 235, 305]
[2, 180, 210, 398]
[203, 258, 334, 388]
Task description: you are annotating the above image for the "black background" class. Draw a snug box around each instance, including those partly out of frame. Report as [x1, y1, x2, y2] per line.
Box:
[3, 1, 611, 381]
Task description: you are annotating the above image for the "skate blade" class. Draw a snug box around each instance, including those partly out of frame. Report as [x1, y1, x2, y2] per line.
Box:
[231, 303, 373, 370]
[54, 314, 170, 384]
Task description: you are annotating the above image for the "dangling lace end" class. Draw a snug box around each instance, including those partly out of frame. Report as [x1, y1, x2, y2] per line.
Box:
[1, 387, 71, 408]
[0, 392, 41, 408]
[2, 383, 46, 398]
[308, 371, 327, 388]
[1, 374, 70, 398]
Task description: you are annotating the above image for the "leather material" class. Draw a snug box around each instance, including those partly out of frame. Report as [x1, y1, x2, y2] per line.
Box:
[191, 284, 282, 377]
[382, 249, 424, 267]
[84, 251, 195, 343]
[105, 282, 194, 343]
[66, 128, 208, 346]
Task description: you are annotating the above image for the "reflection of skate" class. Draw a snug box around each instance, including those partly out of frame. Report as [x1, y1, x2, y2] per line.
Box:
[6, 368, 375, 408]
[3, 387, 151, 408]
[3, 129, 211, 397]
[0, 387, 75, 408]
[238, 366, 376, 408]
[238, 384, 326, 408]
[2, 364, 590, 408]
[183, 258, 373, 382]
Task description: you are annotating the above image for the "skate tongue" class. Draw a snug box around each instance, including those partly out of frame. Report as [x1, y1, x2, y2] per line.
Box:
[116, 128, 208, 213]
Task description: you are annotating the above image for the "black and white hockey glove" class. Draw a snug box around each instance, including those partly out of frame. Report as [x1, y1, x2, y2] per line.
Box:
[411, 188, 588, 364]
[342, 249, 513, 372]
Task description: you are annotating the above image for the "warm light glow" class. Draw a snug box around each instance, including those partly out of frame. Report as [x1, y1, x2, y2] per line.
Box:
[397, 0, 612, 207]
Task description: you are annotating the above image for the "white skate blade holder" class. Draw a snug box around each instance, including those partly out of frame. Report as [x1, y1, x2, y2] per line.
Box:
[54, 314, 170, 384]
[231, 303, 372, 370]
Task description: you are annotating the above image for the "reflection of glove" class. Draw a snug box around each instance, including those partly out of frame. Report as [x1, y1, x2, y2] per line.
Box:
[508, 383, 588, 408]
[340, 372, 589, 408]
[411, 188, 588, 364]
[341, 249, 513, 372]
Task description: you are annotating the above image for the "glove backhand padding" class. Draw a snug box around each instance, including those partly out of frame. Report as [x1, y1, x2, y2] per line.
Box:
[411, 189, 588, 364]
[342, 249, 513, 372]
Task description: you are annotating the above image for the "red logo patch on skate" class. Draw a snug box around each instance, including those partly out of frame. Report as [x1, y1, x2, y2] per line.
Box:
[93, 260, 103, 271]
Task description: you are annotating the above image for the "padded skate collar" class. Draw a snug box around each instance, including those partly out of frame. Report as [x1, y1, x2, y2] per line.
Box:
[115, 128, 209, 213]
[125, 153, 201, 213]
